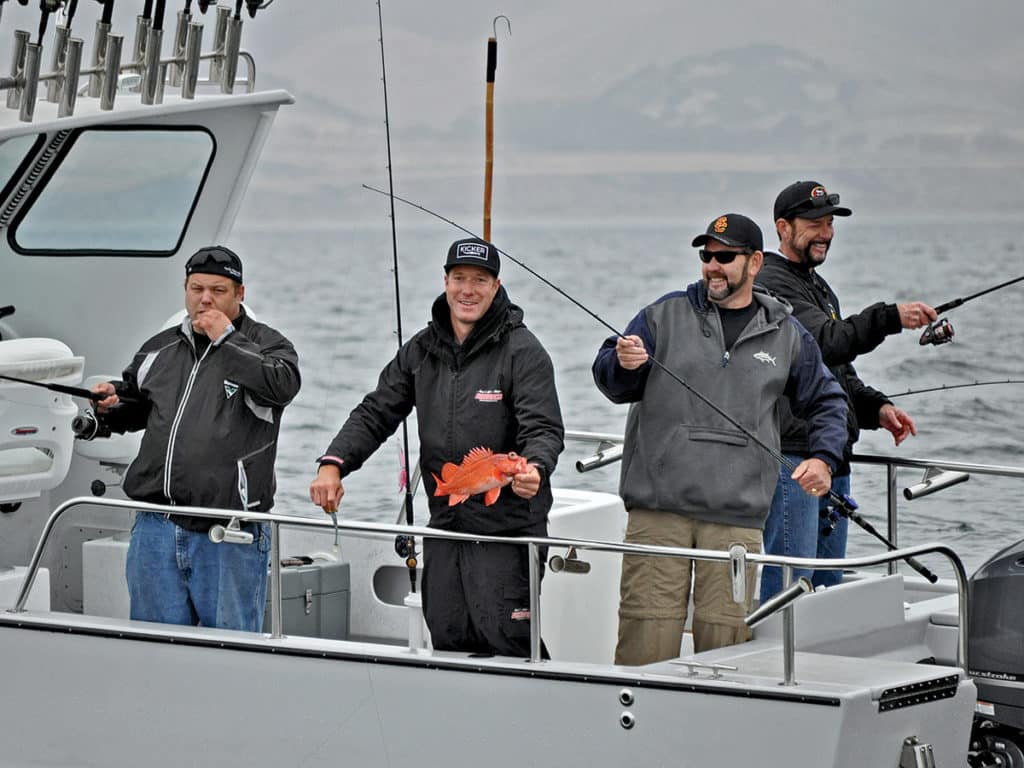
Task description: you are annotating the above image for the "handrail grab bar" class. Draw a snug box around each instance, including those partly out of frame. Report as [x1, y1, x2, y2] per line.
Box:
[7, 496, 970, 673]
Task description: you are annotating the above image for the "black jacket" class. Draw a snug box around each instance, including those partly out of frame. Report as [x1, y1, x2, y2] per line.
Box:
[756, 252, 902, 474]
[106, 307, 300, 512]
[321, 287, 564, 536]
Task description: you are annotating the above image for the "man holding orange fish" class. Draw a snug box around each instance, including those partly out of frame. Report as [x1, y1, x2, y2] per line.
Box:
[310, 238, 564, 657]
[593, 213, 847, 663]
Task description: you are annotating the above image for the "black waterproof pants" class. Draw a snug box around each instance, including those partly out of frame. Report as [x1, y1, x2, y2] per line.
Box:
[421, 537, 545, 657]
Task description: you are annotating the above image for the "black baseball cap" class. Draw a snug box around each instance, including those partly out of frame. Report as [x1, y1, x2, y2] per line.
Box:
[691, 213, 763, 252]
[444, 237, 500, 277]
[185, 245, 243, 284]
[774, 181, 852, 221]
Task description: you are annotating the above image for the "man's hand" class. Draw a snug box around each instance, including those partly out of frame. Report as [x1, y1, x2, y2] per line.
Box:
[510, 464, 541, 499]
[896, 302, 938, 330]
[791, 457, 832, 498]
[310, 463, 345, 514]
[192, 308, 233, 340]
[879, 403, 917, 446]
[615, 335, 649, 370]
[90, 381, 118, 413]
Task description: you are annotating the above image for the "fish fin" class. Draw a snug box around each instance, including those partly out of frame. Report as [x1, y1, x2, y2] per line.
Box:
[431, 472, 445, 496]
[439, 462, 459, 482]
[448, 493, 469, 507]
[483, 486, 501, 506]
[462, 446, 494, 465]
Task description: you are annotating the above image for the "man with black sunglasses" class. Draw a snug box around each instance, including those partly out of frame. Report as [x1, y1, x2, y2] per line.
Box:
[757, 181, 937, 604]
[593, 213, 847, 662]
[91, 245, 301, 632]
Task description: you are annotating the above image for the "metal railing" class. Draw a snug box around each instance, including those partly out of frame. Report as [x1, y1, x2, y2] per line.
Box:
[6, 495, 970, 681]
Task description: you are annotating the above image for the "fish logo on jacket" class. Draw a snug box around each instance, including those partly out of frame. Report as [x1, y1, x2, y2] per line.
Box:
[432, 446, 529, 507]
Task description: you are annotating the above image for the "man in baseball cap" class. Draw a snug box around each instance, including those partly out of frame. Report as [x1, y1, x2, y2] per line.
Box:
[592, 210, 846, 662]
[757, 181, 937, 603]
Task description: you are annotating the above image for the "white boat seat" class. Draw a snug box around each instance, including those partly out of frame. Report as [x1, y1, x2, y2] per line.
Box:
[0, 338, 83, 502]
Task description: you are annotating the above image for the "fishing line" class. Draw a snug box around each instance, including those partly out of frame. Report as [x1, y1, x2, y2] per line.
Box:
[888, 379, 1024, 398]
[373, 0, 418, 590]
[362, 185, 937, 582]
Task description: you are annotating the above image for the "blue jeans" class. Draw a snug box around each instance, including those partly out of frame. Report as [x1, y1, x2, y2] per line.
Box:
[760, 456, 850, 602]
[126, 511, 270, 631]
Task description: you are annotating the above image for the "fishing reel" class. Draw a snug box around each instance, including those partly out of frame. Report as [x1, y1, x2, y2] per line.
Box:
[394, 534, 417, 567]
[819, 493, 858, 536]
[919, 318, 955, 346]
[72, 410, 112, 440]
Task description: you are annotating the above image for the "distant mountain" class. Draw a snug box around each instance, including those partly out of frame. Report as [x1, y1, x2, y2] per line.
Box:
[447, 44, 1024, 162]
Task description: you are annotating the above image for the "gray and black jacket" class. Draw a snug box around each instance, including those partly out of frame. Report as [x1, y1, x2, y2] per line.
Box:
[756, 251, 901, 475]
[592, 281, 847, 529]
[105, 307, 300, 515]
[319, 287, 564, 536]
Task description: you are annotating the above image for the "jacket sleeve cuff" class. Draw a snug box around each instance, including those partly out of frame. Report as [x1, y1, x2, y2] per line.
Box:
[317, 455, 345, 471]
[883, 304, 902, 335]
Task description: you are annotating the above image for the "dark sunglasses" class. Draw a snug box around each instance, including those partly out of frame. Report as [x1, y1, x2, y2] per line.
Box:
[780, 192, 841, 219]
[698, 248, 750, 265]
[187, 249, 236, 268]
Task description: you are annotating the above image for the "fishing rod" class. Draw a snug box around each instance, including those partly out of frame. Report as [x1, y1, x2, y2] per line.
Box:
[374, 0, 418, 594]
[888, 379, 1024, 398]
[920, 274, 1024, 346]
[362, 185, 938, 583]
[0, 373, 135, 403]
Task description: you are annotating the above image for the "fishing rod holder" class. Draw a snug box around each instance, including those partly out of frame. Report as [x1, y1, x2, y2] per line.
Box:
[575, 442, 623, 473]
[548, 546, 591, 574]
[903, 467, 969, 501]
[167, 9, 191, 87]
[208, 517, 254, 545]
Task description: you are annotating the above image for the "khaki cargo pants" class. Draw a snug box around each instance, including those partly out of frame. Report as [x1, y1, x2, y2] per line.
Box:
[615, 508, 762, 665]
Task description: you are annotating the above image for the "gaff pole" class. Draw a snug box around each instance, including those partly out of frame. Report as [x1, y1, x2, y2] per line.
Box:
[483, 15, 510, 241]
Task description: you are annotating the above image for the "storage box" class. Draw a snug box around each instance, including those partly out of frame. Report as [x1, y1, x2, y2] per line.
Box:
[263, 560, 350, 639]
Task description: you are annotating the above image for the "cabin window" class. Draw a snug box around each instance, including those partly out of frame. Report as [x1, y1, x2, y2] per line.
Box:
[10, 127, 214, 255]
[0, 134, 43, 204]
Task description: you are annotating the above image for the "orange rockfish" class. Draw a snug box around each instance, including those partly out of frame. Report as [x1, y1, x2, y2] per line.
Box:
[431, 447, 529, 507]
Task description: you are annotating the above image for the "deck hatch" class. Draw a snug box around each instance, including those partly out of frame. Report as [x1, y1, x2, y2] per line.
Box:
[878, 674, 960, 711]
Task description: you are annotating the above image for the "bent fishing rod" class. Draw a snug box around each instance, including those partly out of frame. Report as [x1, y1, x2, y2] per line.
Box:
[363, 185, 938, 583]
[374, 0, 418, 593]
[919, 274, 1024, 346]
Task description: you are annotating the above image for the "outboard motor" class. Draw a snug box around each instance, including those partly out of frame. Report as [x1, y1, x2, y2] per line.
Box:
[968, 538, 1024, 767]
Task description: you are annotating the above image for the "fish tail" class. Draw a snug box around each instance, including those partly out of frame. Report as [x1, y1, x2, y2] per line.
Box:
[431, 472, 446, 496]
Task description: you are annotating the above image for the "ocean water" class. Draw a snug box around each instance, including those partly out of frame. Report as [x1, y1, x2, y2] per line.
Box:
[232, 216, 1024, 577]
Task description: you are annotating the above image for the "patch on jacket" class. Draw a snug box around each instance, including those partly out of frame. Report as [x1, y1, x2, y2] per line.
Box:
[474, 389, 503, 403]
[753, 351, 777, 366]
[510, 607, 531, 621]
[223, 379, 240, 398]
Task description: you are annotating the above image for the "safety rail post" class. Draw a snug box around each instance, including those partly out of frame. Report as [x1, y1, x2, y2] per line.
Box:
[887, 463, 899, 575]
[782, 565, 796, 684]
[528, 542, 542, 662]
[269, 520, 282, 638]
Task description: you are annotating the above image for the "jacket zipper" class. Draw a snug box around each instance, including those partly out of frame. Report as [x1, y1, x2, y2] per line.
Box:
[163, 342, 211, 503]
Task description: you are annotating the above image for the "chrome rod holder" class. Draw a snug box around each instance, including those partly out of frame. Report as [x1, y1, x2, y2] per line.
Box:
[180, 20, 203, 99]
[208, 5, 230, 82]
[87, 20, 110, 97]
[140, 26, 163, 105]
[168, 9, 191, 86]
[57, 38, 82, 117]
[575, 442, 623, 473]
[19, 42, 41, 122]
[7, 30, 30, 110]
[220, 14, 241, 93]
[903, 467, 970, 501]
[729, 543, 747, 604]
[208, 517, 254, 545]
[99, 33, 123, 110]
[45, 24, 69, 103]
[132, 14, 151, 68]
[745, 574, 812, 687]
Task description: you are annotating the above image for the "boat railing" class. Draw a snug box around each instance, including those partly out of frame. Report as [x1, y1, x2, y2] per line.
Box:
[570, 429, 1024, 575]
[5, 495, 969, 683]
[1, 3, 259, 123]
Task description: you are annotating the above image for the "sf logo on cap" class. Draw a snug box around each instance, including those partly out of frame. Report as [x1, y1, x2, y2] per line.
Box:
[456, 243, 489, 261]
[713, 216, 729, 233]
